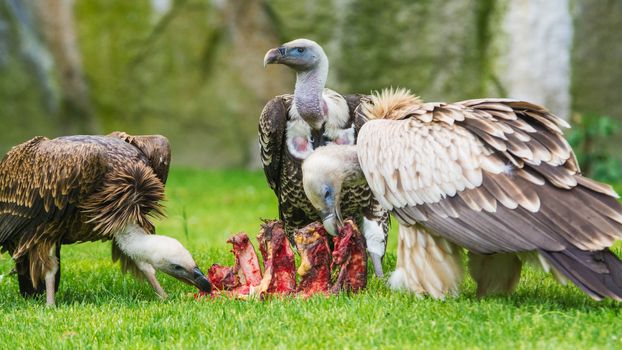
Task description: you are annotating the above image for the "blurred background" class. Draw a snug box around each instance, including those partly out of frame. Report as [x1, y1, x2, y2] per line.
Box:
[1, 0, 621, 181]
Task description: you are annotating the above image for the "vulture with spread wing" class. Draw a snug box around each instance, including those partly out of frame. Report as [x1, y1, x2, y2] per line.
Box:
[302, 89, 622, 301]
[260, 39, 389, 276]
[0, 132, 211, 305]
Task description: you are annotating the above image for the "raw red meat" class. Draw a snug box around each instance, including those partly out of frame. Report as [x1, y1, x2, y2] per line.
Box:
[207, 264, 239, 291]
[294, 222, 331, 297]
[227, 233, 263, 287]
[196, 219, 369, 301]
[331, 218, 368, 294]
[255, 220, 297, 295]
[199, 232, 262, 298]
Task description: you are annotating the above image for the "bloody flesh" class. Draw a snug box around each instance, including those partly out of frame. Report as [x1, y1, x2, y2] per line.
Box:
[255, 220, 297, 294]
[207, 264, 239, 291]
[227, 233, 263, 287]
[331, 218, 368, 293]
[294, 222, 332, 296]
[197, 219, 369, 300]
[204, 232, 262, 296]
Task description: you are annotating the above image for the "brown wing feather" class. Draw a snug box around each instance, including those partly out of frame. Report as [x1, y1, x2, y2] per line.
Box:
[108, 132, 171, 184]
[0, 137, 106, 254]
[343, 94, 364, 127]
[258, 96, 289, 195]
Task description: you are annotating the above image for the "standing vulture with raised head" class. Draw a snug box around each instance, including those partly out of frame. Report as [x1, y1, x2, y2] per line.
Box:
[260, 38, 389, 276]
[0, 132, 212, 305]
[302, 88, 622, 301]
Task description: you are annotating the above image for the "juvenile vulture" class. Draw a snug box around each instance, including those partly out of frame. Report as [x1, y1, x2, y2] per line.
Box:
[261, 38, 389, 276]
[302, 88, 622, 301]
[0, 132, 211, 305]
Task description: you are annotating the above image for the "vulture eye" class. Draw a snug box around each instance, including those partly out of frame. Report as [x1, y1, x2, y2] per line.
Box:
[324, 187, 332, 200]
[172, 264, 184, 272]
[297, 47, 305, 53]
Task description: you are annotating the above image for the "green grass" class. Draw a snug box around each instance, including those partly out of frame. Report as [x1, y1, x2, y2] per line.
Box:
[1, 168, 622, 349]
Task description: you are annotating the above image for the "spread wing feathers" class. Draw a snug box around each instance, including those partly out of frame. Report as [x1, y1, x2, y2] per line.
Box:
[388, 224, 463, 299]
[258, 95, 290, 193]
[108, 131, 171, 184]
[358, 90, 622, 255]
[0, 137, 106, 253]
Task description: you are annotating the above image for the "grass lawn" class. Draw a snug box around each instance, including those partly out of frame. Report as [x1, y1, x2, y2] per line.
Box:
[1, 168, 622, 349]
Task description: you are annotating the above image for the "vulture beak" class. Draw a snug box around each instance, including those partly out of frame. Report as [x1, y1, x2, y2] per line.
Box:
[169, 266, 212, 293]
[320, 200, 343, 237]
[263, 47, 285, 67]
[191, 267, 212, 293]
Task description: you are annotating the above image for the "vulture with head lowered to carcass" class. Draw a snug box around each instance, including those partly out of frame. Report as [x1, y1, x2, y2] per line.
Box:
[0, 132, 211, 305]
[260, 38, 389, 276]
[302, 88, 622, 301]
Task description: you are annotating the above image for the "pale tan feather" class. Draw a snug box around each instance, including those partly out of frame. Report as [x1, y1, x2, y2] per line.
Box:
[358, 89, 622, 254]
[388, 224, 463, 299]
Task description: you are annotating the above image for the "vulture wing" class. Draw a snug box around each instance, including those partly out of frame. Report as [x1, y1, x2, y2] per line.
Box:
[358, 95, 622, 299]
[0, 137, 106, 252]
[108, 132, 171, 184]
[259, 96, 289, 196]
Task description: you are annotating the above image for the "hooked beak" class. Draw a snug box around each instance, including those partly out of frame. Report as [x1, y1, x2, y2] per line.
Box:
[320, 204, 343, 237]
[191, 267, 212, 293]
[170, 266, 212, 293]
[369, 252, 384, 278]
[263, 47, 285, 67]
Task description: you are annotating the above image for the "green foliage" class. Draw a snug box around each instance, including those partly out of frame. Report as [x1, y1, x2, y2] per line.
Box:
[2, 169, 622, 348]
[567, 113, 622, 184]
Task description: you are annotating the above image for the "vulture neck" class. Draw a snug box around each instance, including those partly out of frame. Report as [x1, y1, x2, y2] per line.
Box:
[294, 60, 329, 130]
[338, 145, 366, 185]
[115, 224, 162, 265]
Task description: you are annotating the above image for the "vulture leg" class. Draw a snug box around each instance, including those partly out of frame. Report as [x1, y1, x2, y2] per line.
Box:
[468, 252, 522, 298]
[44, 244, 60, 306]
[54, 244, 61, 292]
[388, 224, 463, 299]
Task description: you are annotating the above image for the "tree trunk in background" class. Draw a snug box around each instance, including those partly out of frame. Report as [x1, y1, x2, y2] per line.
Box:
[31, 0, 98, 134]
[495, 0, 573, 119]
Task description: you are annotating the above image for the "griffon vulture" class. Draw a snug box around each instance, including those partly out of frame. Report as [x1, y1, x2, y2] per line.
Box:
[261, 38, 389, 276]
[0, 132, 212, 305]
[302, 88, 622, 301]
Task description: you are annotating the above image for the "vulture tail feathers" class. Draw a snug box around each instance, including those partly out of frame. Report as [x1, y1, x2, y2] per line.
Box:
[539, 247, 622, 301]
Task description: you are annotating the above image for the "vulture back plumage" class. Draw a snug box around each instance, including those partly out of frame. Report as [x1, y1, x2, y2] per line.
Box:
[0, 132, 170, 297]
[355, 89, 622, 300]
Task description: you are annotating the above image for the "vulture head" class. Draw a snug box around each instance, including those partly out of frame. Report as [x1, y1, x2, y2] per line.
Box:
[147, 235, 212, 292]
[264, 38, 329, 131]
[263, 38, 327, 72]
[302, 145, 363, 235]
[302, 145, 385, 276]
[115, 224, 212, 295]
